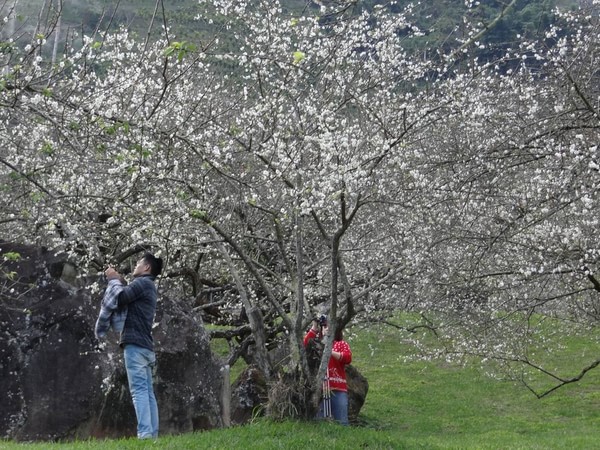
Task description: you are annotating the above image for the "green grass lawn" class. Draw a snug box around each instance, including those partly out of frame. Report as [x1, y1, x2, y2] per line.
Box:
[3, 322, 600, 449]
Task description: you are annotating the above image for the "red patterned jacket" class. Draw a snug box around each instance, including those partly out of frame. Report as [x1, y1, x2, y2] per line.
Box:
[303, 329, 352, 392]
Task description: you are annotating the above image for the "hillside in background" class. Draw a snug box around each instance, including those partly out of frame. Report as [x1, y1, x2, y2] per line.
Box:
[1, 0, 582, 59]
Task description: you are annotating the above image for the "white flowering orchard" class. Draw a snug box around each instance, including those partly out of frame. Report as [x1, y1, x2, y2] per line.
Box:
[1, 0, 599, 405]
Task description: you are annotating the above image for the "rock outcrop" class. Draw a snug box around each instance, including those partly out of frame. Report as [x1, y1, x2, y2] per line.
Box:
[0, 241, 223, 441]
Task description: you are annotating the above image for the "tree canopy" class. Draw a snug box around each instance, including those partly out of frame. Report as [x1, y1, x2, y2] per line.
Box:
[1, 0, 600, 414]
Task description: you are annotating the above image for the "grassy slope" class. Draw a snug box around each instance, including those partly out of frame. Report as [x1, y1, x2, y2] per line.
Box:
[3, 322, 600, 449]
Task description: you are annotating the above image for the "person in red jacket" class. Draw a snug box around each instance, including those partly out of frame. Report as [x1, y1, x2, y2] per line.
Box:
[303, 316, 352, 425]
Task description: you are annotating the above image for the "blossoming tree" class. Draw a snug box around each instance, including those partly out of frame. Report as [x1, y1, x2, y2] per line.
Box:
[1, 0, 599, 414]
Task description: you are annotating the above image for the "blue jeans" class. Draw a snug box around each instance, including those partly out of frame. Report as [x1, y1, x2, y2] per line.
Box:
[124, 344, 159, 439]
[318, 390, 349, 425]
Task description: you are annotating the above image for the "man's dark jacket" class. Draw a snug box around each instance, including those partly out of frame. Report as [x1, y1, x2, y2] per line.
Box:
[118, 274, 157, 351]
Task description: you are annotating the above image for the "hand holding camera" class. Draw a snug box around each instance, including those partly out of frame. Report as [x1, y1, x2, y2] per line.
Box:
[311, 315, 328, 335]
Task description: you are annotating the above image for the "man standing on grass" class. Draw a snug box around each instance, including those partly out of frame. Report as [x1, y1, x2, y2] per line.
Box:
[104, 252, 163, 440]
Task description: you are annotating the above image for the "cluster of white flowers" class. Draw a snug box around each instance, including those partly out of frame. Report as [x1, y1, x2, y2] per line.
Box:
[1, 0, 600, 384]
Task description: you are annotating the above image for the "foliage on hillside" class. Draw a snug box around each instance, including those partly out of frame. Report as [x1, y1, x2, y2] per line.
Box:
[2, 0, 581, 58]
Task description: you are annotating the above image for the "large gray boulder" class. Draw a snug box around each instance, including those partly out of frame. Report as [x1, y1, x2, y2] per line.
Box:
[0, 242, 224, 441]
[230, 365, 269, 425]
[346, 364, 369, 424]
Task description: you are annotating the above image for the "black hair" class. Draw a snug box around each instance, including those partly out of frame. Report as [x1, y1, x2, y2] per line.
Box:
[334, 327, 343, 341]
[142, 252, 163, 277]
